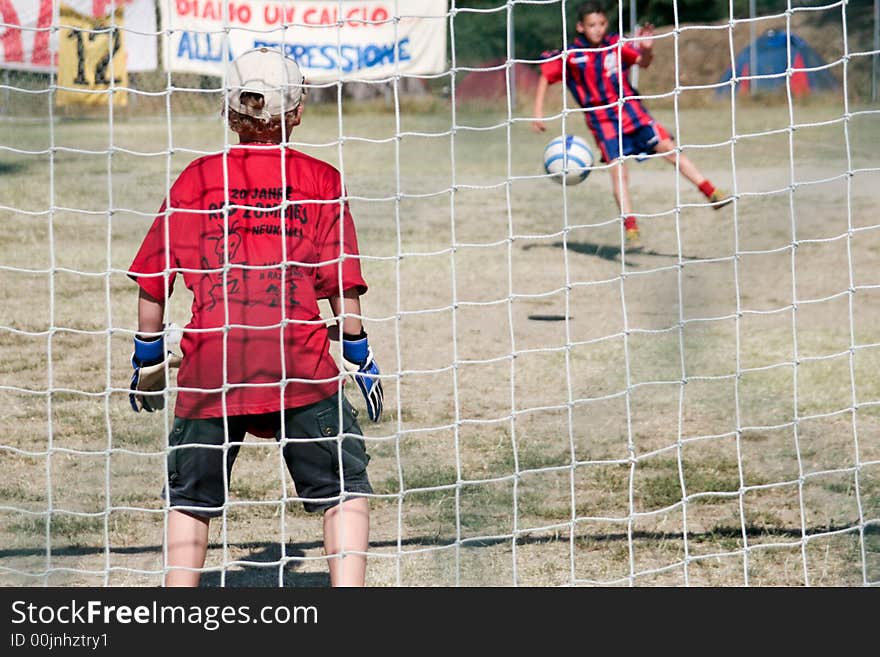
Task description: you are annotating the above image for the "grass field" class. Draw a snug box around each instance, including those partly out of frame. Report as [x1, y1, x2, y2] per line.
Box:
[1, 93, 878, 586]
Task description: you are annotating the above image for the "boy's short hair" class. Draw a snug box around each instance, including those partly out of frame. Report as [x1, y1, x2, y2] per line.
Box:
[225, 95, 296, 137]
[576, 1, 606, 21]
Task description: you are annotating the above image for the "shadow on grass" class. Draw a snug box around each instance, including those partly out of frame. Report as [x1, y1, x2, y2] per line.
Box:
[0, 161, 28, 175]
[522, 240, 704, 263]
[2, 522, 875, 586]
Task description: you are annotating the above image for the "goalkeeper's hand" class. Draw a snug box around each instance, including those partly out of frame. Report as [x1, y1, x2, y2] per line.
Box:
[129, 327, 181, 413]
[341, 330, 383, 422]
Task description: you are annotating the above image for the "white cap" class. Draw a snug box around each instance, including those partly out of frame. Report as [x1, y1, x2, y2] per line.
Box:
[226, 47, 304, 120]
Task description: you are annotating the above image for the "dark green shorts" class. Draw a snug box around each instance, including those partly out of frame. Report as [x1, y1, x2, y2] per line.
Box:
[164, 393, 372, 516]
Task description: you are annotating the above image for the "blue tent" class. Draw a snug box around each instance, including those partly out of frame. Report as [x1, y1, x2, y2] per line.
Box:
[717, 30, 838, 96]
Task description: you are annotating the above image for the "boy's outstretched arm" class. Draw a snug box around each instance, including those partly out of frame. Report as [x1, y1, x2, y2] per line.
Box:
[531, 76, 549, 133]
[635, 23, 655, 68]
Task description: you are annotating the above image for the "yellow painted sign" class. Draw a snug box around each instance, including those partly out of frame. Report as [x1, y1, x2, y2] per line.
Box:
[56, 5, 127, 107]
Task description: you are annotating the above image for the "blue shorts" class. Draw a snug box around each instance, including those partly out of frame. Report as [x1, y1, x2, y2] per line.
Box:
[594, 121, 672, 163]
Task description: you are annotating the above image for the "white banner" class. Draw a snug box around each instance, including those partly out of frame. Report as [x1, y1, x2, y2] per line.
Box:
[162, 0, 448, 82]
[0, 0, 54, 71]
[77, 0, 158, 71]
[0, 0, 156, 73]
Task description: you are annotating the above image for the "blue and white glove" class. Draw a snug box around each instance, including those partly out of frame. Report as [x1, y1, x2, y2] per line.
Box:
[342, 331, 383, 422]
[130, 334, 165, 412]
[130, 326, 182, 413]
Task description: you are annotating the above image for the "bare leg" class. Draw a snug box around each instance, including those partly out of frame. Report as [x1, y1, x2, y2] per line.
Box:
[323, 497, 370, 587]
[607, 158, 632, 215]
[654, 138, 707, 187]
[608, 158, 642, 249]
[165, 510, 210, 587]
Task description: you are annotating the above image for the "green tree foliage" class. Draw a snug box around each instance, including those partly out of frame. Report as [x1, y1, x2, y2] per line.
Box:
[449, 0, 875, 66]
[450, 1, 728, 66]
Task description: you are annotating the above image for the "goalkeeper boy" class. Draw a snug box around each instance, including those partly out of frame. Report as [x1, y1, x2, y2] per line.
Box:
[532, 1, 731, 251]
[127, 47, 383, 587]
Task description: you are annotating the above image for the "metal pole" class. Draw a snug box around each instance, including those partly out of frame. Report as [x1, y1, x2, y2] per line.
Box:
[508, 1, 515, 104]
[750, 0, 757, 95]
[2, 69, 9, 115]
[873, 0, 878, 101]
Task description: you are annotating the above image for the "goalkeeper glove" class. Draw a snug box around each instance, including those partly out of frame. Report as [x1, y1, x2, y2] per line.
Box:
[129, 327, 182, 413]
[342, 330, 383, 422]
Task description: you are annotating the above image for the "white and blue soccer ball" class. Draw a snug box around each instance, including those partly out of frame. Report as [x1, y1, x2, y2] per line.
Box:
[542, 134, 594, 185]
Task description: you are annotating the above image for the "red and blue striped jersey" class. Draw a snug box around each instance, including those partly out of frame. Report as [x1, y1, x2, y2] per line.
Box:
[540, 34, 654, 141]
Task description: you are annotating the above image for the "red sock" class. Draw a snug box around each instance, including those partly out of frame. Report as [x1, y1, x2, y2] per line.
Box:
[624, 216, 638, 231]
[698, 180, 716, 199]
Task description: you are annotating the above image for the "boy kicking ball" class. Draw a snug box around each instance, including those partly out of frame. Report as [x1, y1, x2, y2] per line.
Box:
[531, 1, 732, 252]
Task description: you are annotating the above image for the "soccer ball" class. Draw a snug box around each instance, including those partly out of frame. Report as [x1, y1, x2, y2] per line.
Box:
[542, 134, 594, 185]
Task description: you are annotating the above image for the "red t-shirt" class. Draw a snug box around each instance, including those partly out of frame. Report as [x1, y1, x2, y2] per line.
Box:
[129, 145, 367, 419]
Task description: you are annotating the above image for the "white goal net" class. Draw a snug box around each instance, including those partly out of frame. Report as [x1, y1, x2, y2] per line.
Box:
[0, 0, 878, 587]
